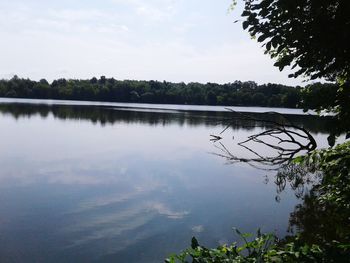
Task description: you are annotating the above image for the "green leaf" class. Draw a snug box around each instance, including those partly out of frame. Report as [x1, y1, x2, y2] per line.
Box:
[242, 10, 250, 16]
[191, 237, 199, 249]
[271, 37, 278, 48]
[293, 156, 304, 164]
[242, 21, 249, 30]
[258, 34, 268, 42]
[266, 41, 272, 51]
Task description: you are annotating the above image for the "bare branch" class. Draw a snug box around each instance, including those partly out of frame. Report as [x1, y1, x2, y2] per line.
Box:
[211, 110, 317, 169]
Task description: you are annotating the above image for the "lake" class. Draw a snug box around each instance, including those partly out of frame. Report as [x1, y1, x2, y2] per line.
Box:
[0, 98, 332, 262]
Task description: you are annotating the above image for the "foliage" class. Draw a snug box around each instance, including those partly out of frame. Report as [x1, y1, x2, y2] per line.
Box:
[301, 81, 350, 139]
[239, 0, 350, 135]
[300, 84, 338, 114]
[289, 142, 350, 261]
[165, 229, 322, 263]
[293, 141, 350, 212]
[240, 0, 350, 82]
[0, 76, 335, 109]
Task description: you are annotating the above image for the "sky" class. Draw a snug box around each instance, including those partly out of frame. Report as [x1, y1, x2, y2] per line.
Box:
[0, 0, 308, 86]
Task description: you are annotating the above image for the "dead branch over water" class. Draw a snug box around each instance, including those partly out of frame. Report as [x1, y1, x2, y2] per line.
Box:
[211, 110, 317, 170]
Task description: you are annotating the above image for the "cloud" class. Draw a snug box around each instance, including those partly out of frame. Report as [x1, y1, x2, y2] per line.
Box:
[0, 0, 307, 85]
[112, 0, 177, 21]
[0, 3, 129, 36]
[192, 225, 204, 233]
[47, 8, 106, 22]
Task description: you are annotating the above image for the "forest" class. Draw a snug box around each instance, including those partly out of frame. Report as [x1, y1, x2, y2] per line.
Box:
[0, 75, 336, 109]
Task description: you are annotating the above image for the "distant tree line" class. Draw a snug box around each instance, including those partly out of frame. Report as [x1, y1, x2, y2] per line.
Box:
[0, 75, 337, 108]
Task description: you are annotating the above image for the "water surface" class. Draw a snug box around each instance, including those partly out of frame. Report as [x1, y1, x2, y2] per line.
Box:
[0, 99, 331, 262]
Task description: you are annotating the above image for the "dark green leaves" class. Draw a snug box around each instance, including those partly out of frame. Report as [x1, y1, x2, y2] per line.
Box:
[266, 41, 272, 51]
[240, 0, 350, 82]
[242, 20, 249, 30]
[240, 0, 350, 132]
[271, 36, 278, 48]
[241, 10, 250, 16]
[257, 34, 269, 42]
[191, 237, 199, 249]
[165, 228, 324, 262]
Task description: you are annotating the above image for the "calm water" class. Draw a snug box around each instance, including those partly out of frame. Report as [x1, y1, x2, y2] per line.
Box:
[0, 99, 331, 262]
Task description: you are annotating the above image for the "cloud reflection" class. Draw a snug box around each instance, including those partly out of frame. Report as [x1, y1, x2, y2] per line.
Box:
[147, 202, 189, 219]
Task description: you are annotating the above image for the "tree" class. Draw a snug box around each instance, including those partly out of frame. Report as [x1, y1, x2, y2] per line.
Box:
[240, 0, 350, 81]
[240, 0, 350, 135]
[206, 91, 217, 105]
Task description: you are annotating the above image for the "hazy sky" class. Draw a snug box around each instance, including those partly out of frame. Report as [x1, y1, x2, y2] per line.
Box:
[0, 0, 308, 85]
